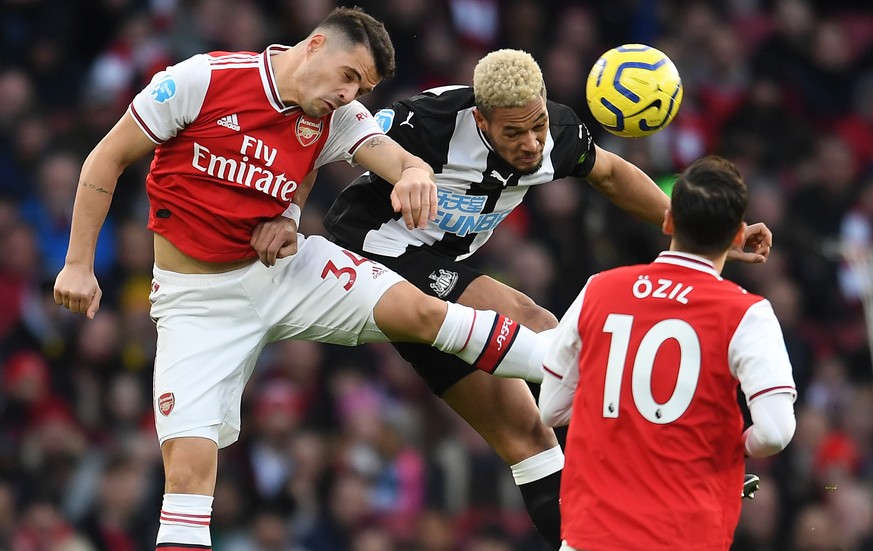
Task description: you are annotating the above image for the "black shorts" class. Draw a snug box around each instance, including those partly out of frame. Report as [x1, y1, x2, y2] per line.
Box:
[331, 238, 483, 395]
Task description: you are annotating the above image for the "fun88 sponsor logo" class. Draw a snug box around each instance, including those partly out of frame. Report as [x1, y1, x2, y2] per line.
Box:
[433, 189, 510, 237]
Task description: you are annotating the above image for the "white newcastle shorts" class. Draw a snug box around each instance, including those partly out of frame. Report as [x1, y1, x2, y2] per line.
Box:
[149, 234, 405, 448]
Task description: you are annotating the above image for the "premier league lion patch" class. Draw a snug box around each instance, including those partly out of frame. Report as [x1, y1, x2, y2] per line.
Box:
[150, 75, 176, 103]
[374, 108, 395, 133]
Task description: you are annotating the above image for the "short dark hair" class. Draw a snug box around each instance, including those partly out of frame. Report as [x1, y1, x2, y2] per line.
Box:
[315, 6, 395, 79]
[671, 155, 748, 256]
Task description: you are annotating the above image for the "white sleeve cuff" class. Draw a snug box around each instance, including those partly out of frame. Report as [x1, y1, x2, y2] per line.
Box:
[281, 203, 301, 225]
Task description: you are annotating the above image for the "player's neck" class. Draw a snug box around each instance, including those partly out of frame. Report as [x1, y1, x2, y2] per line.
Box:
[270, 47, 302, 108]
[709, 254, 727, 275]
[667, 245, 727, 274]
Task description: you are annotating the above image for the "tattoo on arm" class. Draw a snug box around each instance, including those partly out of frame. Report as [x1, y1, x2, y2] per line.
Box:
[365, 136, 386, 149]
[80, 181, 114, 196]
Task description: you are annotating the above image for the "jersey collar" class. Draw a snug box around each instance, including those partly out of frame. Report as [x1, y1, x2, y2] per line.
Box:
[654, 251, 722, 279]
[260, 44, 302, 115]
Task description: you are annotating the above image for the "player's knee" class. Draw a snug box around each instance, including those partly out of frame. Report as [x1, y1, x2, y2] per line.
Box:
[161, 437, 218, 494]
[413, 296, 448, 333]
[393, 284, 447, 335]
[164, 462, 210, 494]
[375, 283, 447, 342]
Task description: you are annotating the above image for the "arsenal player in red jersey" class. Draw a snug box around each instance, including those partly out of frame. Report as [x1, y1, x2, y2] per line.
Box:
[53, 7, 550, 551]
[539, 156, 797, 551]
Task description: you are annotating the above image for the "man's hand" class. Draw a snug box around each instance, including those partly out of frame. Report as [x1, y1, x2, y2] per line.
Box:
[728, 222, 772, 264]
[54, 264, 102, 319]
[742, 473, 761, 499]
[390, 166, 438, 230]
[351, 135, 436, 229]
[251, 216, 298, 266]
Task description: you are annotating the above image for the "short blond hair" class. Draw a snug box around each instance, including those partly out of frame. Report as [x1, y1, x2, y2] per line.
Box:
[473, 49, 545, 116]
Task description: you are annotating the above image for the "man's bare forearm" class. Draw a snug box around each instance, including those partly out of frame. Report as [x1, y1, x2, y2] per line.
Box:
[64, 158, 121, 265]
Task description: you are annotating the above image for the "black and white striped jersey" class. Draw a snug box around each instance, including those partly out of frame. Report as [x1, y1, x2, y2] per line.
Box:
[324, 85, 597, 261]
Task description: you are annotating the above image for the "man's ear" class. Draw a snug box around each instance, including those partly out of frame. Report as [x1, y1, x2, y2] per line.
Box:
[662, 208, 674, 236]
[472, 107, 487, 132]
[732, 222, 748, 247]
[307, 34, 326, 55]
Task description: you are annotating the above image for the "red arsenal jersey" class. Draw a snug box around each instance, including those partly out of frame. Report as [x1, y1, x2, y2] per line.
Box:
[129, 46, 382, 262]
[542, 252, 796, 551]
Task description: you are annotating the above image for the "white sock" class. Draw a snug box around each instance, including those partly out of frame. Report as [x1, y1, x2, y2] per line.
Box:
[156, 493, 213, 547]
[432, 303, 544, 383]
[531, 327, 556, 379]
[510, 445, 565, 485]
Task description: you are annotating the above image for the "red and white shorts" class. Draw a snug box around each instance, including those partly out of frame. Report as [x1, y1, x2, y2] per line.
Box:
[149, 234, 404, 448]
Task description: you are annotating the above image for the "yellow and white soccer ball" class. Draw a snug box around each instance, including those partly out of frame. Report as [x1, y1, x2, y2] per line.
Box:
[586, 44, 683, 138]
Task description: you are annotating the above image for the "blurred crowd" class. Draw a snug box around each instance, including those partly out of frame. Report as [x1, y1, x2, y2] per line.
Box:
[1, 0, 872, 550]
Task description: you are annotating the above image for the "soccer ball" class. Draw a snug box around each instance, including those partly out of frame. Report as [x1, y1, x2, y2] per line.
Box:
[586, 44, 683, 138]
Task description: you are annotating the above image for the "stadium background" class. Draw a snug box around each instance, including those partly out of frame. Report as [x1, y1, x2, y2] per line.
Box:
[1, 0, 872, 549]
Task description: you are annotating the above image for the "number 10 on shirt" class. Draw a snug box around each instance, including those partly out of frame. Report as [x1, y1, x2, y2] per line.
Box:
[602, 313, 700, 424]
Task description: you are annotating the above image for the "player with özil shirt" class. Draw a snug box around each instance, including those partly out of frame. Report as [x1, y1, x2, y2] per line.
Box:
[539, 156, 797, 551]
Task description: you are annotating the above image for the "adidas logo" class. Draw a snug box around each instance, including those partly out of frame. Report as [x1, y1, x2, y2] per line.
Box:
[217, 113, 240, 131]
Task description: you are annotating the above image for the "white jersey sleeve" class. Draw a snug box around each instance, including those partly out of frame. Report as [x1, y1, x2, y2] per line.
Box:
[729, 299, 797, 405]
[315, 100, 383, 168]
[539, 278, 592, 427]
[743, 393, 796, 457]
[129, 54, 211, 143]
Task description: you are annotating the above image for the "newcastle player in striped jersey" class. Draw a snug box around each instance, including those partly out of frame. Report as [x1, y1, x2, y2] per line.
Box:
[254, 49, 773, 549]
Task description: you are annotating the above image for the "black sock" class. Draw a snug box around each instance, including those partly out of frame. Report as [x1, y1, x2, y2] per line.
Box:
[518, 469, 563, 550]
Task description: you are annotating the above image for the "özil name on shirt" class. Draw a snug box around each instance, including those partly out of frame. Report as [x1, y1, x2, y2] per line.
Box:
[631, 275, 694, 305]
